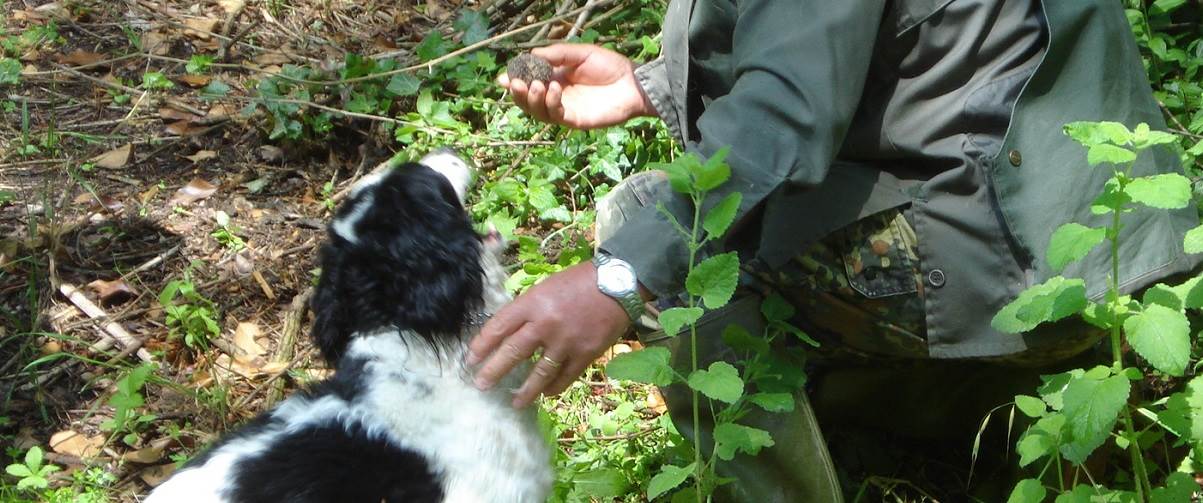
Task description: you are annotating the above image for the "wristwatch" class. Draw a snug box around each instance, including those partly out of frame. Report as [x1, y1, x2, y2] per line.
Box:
[592, 252, 645, 322]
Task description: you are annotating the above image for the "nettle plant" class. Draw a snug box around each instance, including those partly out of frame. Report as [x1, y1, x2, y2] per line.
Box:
[991, 121, 1203, 502]
[605, 148, 811, 501]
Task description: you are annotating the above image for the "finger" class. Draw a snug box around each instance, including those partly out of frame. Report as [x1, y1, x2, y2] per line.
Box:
[545, 80, 566, 124]
[474, 327, 540, 390]
[511, 351, 568, 408]
[544, 357, 589, 398]
[497, 72, 510, 87]
[532, 43, 597, 68]
[526, 80, 549, 122]
[468, 304, 528, 366]
[509, 78, 531, 109]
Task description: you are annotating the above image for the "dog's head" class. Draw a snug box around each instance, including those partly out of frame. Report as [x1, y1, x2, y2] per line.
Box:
[311, 150, 502, 365]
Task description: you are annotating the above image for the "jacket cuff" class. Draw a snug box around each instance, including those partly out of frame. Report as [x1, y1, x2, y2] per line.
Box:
[634, 57, 684, 144]
[598, 200, 692, 300]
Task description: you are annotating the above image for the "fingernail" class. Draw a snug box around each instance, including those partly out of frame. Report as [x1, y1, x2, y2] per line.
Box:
[474, 376, 491, 390]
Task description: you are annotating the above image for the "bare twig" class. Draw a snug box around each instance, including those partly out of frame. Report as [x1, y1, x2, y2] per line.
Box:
[266, 287, 313, 406]
[532, 0, 574, 42]
[59, 283, 155, 363]
[566, 0, 598, 40]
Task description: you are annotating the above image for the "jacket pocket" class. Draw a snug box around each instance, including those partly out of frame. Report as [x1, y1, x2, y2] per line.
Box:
[839, 210, 922, 299]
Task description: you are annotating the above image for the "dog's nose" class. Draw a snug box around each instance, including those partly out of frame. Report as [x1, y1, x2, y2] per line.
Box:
[420, 148, 474, 203]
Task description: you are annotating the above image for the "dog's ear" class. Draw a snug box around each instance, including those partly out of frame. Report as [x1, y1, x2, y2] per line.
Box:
[311, 164, 484, 365]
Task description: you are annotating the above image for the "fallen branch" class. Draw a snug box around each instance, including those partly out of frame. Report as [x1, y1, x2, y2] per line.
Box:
[59, 283, 154, 363]
[266, 287, 313, 406]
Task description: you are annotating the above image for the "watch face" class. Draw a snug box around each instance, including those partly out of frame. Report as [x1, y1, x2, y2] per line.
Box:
[598, 261, 637, 294]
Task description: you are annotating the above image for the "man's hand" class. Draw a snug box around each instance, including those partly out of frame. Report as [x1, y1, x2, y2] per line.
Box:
[500, 44, 656, 130]
[467, 262, 631, 408]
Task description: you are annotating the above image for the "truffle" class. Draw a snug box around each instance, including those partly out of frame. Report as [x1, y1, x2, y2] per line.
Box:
[506, 53, 553, 83]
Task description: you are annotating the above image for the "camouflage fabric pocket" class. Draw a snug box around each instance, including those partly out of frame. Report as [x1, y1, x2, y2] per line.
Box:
[839, 210, 922, 299]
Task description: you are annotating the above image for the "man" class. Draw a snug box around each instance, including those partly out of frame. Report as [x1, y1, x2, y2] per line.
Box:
[466, 0, 1200, 500]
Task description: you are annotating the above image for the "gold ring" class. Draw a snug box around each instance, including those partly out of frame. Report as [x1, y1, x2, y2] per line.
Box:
[540, 355, 562, 368]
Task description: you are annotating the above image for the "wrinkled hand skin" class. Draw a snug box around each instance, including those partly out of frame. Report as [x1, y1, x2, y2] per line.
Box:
[467, 262, 631, 408]
[497, 43, 656, 130]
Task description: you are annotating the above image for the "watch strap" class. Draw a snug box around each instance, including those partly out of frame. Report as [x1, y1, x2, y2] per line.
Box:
[592, 254, 645, 322]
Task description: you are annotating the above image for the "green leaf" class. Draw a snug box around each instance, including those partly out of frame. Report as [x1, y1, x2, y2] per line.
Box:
[1007, 479, 1047, 503]
[24, 446, 42, 471]
[1143, 283, 1184, 311]
[1017, 414, 1064, 467]
[713, 422, 775, 460]
[647, 463, 695, 500]
[693, 147, 731, 191]
[1065, 121, 1133, 147]
[687, 361, 744, 404]
[1124, 304, 1190, 376]
[760, 294, 795, 323]
[16, 476, 47, 491]
[6, 464, 32, 477]
[1014, 395, 1047, 418]
[1131, 123, 1178, 150]
[452, 9, 490, 45]
[1151, 0, 1187, 14]
[606, 347, 675, 386]
[0, 57, 20, 85]
[702, 192, 742, 240]
[1090, 176, 1132, 215]
[1150, 472, 1196, 503]
[992, 276, 1088, 333]
[1087, 143, 1136, 166]
[1158, 376, 1203, 440]
[658, 307, 703, 338]
[1125, 173, 1192, 209]
[200, 80, 230, 100]
[722, 324, 769, 355]
[1060, 373, 1129, 464]
[749, 392, 795, 413]
[386, 73, 421, 96]
[185, 54, 214, 74]
[141, 71, 174, 90]
[685, 252, 740, 309]
[1046, 223, 1106, 271]
[415, 31, 449, 61]
[571, 468, 629, 498]
[1184, 225, 1203, 254]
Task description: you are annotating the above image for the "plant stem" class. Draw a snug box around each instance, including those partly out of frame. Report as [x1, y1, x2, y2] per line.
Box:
[688, 191, 704, 503]
[1108, 177, 1150, 502]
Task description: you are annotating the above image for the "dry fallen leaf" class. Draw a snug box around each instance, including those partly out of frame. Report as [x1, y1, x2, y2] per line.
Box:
[121, 437, 172, 464]
[87, 278, 136, 306]
[165, 120, 204, 136]
[142, 30, 171, 56]
[21, 64, 39, 75]
[179, 74, 211, 87]
[58, 50, 106, 67]
[217, 0, 245, 14]
[207, 103, 235, 120]
[253, 52, 292, 66]
[168, 178, 218, 206]
[183, 17, 219, 39]
[159, 107, 202, 122]
[91, 144, 133, 169]
[140, 464, 176, 487]
[49, 430, 104, 458]
[185, 150, 218, 163]
[231, 322, 266, 364]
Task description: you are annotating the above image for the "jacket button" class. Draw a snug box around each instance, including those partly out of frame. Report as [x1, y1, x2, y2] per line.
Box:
[926, 269, 946, 288]
[1008, 149, 1022, 167]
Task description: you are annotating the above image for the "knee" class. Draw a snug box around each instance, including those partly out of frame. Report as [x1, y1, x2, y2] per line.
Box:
[596, 170, 673, 243]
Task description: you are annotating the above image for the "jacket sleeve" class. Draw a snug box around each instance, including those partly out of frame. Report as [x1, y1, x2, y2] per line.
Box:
[601, 0, 886, 299]
[633, 57, 684, 145]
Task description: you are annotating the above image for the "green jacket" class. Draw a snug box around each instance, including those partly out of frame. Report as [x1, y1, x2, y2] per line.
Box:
[600, 0, 1202, 358]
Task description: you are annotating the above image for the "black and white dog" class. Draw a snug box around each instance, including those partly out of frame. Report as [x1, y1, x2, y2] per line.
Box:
[146, 151, 552, 502]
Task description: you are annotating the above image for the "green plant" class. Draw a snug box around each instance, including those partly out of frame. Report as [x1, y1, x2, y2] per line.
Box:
[0, 57, 19, 86]
[159, 271, 220, 350]
[5, 447, 60, 492]
[603, 148, 809, 501]
[1125, 1, 1203, 170]
[210, 210, 246, 251]
[992, 121, 1202, 502]
[186, 54, 214, 74]
[140, 71, 174, 90]
[100, 363, 157, 446]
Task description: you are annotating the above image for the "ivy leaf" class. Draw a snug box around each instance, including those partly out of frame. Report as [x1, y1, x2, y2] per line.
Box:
[647, 463, 695, 500]
[386, 73, 421, 96]
[453, 9, 490, 45]
[685, 252, 740, 309]
[1046, 223, 1106, 272]
[1014, 395, 1048, 418]
[1060, 373, 1129, 464]
[658, 307, 703, 339]
[1124, 304, 1190, 376]
[991, 276, 1088, 333]
[687, 361, 744, 404]
[1184, 224, 1203, 254]
[721, 324, 769, 355]
[748, 392, 795, 413]
[1006, 479, 1047, 503]
[1125, 173, 1191, 209]
[692, 147, 731, 191]
[702, 192, 742, 240]
[606, 347, 675, 386]
[713, 422, 775, 460]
